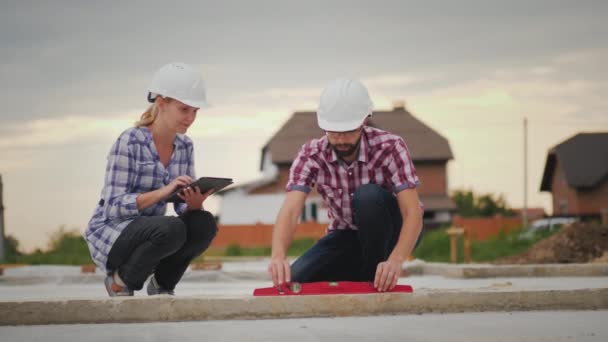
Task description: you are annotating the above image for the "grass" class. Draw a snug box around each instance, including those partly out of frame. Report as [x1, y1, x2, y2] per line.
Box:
[220, 238, 316, 257]
[413, 226, 561, 263]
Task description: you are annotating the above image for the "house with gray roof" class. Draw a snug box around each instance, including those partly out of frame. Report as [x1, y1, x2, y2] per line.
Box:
[540, 132, 608, 218]
[218, 103, 456, 228]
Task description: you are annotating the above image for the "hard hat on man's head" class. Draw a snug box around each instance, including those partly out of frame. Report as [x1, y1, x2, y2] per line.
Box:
[147, 62, 210, 109]
[316, 78, 373, 132]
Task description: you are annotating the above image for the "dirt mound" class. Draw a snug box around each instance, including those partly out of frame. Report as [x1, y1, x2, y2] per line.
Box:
[592, 251, 608, 264]
[496, 223, 608, 264]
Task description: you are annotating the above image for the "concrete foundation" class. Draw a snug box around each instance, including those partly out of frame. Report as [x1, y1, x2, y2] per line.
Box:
[404, 262, 608, 278]
[1, 288, 607, 326]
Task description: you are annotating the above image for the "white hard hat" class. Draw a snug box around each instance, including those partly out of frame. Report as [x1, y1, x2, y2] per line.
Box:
[317, 78, 373, 132]
[147, 62, 210, 109]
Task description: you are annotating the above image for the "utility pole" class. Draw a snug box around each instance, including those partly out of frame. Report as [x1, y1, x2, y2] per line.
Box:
[523, 118, 528, 228]
[0, 174, 5, 262]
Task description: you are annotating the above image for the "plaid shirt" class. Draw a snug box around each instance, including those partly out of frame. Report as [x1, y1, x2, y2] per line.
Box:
[286, 126, 421, 231]
[84, 127, 195, 273]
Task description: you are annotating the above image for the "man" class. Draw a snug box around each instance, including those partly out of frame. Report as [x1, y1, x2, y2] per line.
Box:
[268, 78, 424, 292]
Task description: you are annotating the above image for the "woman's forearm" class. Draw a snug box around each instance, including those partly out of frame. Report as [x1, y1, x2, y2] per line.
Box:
[136, 188, 169, 211]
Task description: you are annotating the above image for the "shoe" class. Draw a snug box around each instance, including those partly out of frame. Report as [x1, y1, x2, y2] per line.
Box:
[104, 274, 134, 297]
[147, 276, 175, 296]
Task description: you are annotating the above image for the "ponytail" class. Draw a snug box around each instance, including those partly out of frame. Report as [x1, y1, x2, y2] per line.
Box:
[134, 104, 159, 127]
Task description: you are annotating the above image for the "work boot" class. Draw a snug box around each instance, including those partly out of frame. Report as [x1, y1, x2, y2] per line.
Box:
[147, 276, 175, 296]
[104, 274, 134, 297]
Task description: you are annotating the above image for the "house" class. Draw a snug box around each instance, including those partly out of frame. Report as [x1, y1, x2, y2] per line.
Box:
[540, 132, 608, 219]
[219, 103, 456, 228]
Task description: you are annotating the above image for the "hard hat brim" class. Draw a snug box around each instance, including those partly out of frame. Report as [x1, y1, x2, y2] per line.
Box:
[147, 92, 211, 109]
[317, 116, 367, 132]
[180, 99, 211, 109]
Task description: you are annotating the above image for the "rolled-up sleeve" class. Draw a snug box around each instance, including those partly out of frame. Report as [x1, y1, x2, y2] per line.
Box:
[174, 141, 196, 215]
[388, 138, 421, 193]
[102, 135, 140, 219]
[286, 144, 317, 193]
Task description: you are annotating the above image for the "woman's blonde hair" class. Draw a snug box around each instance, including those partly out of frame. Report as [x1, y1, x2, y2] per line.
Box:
[134, 97, 171, 127]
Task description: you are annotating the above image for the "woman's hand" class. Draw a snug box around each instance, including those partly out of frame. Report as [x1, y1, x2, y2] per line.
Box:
[178, 186, 214, 211]
[163, 175, 193, 198]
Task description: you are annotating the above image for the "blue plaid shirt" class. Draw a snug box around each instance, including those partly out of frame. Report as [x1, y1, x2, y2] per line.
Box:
[84, 126, 195, 273]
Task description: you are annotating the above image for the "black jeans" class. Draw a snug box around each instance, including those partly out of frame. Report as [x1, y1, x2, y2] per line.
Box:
[291, 184, 423, 282]
[106, 210, 217, 291]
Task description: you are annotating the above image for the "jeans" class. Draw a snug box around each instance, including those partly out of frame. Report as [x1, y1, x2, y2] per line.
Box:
[291, 184, 423, 282]
[106, 210, 217, 291]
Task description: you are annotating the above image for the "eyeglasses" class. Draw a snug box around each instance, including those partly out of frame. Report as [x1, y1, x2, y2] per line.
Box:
[325, 126, 363, 138]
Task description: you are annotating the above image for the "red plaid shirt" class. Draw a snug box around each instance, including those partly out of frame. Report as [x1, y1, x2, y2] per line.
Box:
[286, 126, 421, 231]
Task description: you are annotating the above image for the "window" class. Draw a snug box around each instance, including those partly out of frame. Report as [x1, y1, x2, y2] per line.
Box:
[301, 202, 319, 222]
[559, 199, 568, 214]
[310, 202, 318, 221]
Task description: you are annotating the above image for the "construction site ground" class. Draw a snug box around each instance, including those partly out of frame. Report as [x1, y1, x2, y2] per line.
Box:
[2, 223, 608, 340]
[0, 258, 606, 341]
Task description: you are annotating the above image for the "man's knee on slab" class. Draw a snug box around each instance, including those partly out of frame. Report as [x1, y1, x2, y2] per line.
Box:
[353, 184, 391, 208]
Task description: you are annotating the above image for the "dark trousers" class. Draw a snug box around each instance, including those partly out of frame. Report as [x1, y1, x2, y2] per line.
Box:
[106, 210, 217, 291]
[291, 184, 423, 282]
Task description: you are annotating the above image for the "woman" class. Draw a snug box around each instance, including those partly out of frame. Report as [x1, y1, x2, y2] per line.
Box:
[84, 62, 217, 297]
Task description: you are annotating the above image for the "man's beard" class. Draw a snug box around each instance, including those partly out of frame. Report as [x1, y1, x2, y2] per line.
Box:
[330, 136, 362, 159]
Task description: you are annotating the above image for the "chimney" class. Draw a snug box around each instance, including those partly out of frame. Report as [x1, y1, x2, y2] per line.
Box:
[392, 100, 406, 111]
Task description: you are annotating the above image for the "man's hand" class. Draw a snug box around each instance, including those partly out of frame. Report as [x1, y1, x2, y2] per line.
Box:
[268, 257, 291, 287]
[374, 258, 403, 292]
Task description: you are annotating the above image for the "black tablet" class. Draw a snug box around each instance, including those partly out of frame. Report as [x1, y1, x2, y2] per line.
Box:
[166, 177, 234, 203]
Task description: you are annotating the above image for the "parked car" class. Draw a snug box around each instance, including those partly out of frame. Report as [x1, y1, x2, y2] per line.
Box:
[519, 217, 578, 240]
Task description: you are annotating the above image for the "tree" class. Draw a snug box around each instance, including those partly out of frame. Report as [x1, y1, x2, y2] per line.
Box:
[4, 234, 22, 262]
[451, 189, 515, 217]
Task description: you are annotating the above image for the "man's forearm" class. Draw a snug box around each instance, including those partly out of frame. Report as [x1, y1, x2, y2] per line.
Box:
[389, 210, 423, 262]
[271, 207, 299, 258]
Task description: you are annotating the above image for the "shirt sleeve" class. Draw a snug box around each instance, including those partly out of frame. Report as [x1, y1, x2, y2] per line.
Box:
[387, 138, 421, 193]
[101, 134, 140, 219]
[285, 144, 317, 193]
[174, 141, 195, 215]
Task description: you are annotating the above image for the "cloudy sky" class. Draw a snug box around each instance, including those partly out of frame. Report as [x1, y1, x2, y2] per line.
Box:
[1, 0, 607, 251]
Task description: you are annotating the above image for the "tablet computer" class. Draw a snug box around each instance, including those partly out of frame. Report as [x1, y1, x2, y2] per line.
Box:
[166, 177, 234, 203]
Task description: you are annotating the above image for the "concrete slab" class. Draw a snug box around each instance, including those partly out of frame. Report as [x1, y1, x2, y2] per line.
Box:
[1, 261, 607, 326]
[404, 261, 608, 278]
[3, 260, 607, 284]
[2, 311, 607, 342]
[1, 288, 607, 325]
[2, 274, 608, 300]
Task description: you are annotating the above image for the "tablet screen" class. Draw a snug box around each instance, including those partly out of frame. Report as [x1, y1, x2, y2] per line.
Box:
[166, 177, 233, 203]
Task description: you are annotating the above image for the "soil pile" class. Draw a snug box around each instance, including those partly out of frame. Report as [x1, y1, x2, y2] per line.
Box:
[496, 223, 608, 264]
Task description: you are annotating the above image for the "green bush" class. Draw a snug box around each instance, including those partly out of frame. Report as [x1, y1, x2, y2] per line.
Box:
[3, 234, 22, 263]
[6, 227, 93, 265]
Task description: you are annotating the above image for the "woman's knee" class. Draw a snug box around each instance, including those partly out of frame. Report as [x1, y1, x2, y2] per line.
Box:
[186, 210, 218, 244]
[153, 217, 187, 249]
